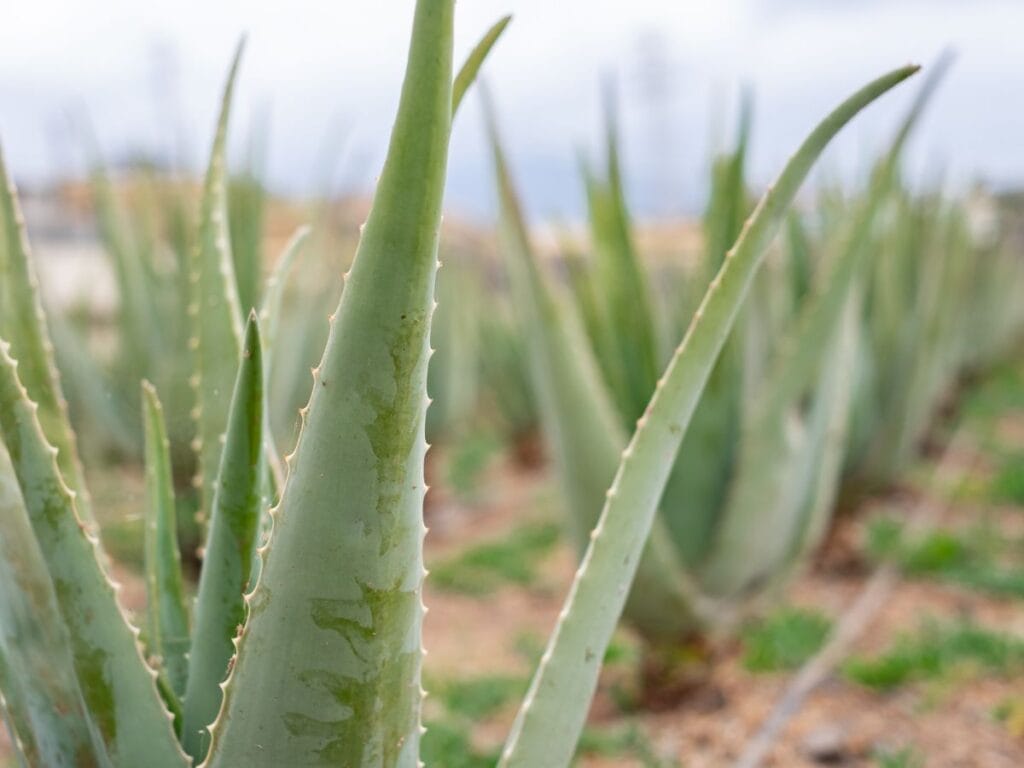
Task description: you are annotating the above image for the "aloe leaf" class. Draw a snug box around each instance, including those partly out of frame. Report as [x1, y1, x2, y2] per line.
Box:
[702, 91, 753, 281]
[49, 311, 137, 458]
[190, 41, 247, 530]
[656, 345, 741, 563]
[259, 226, 311, 383]
[426, 260, 483, 442]
[228, 139, 268, 316]
[499, 64, 919, 768]
[842, 54, 954, 482]
[0, 692, 31, 768]
[0, 343, 188, 766]
[141, 382, 190, 700]
[656, 100, 754, 562]
[452, 15, 511, 116]
[788, 291, 860, 560]
[256, 227, 309, 509]
[581, 97, 661, 424]
[182, 315, 263, 763]
[785, 212, 813, 309]
[89, 149, 162, 389]
[698, 269, 863, 598]
[484, 91, 699, 643]
[204, 3, 455, 764]
[0, 445, 108, 767]
[0, 146, 94, 526]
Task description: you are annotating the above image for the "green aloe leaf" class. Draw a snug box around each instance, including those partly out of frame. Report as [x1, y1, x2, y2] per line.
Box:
[656, 99, 752, 563]
[0, 445, 107, 767]
[204, 3, 462, 764]
[483, 90, 700, 644]
[0, 342, 188, 766]
[698, 275, 864, 598]
[89, 149, 161, 393]
[259, 226, 311, 384]
[182, 315, 263, 763]
[228, 140, 269, 316]
[257, 227, 310, 509]
[452, 15, 512, 116]
[785, 212, 814, 309]
[499, 64, 919, 768]
[141, 382, 190, 700]
[786, 291, 861, 562]
[581, 97, 661, 425]
[190, 41, 246, 530]
[0, 146, 94, 527]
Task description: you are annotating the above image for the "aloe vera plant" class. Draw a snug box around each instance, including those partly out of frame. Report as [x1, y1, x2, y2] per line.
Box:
[483, 71, 913, 650]
[0, 3, 920, 765]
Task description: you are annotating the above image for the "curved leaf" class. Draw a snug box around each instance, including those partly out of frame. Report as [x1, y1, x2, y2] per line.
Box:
[205, 3, 455, 765]
[0, 445, 107, 767]
[499, 64, 919, 768]
[483, 90, 700, 643]
[0, 342, 188, 766]
[182, 314, 263, 762]
[0, 146, 94, 526]
[141, 382, 190, 700]
[190, 41, 246, 529]
[452, 15, 511, 116]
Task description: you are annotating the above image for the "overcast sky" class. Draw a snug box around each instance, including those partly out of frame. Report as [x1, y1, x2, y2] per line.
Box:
[1, 1, 1021, 220]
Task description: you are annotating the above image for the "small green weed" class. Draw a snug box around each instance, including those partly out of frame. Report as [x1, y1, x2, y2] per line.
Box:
[432, 675, 526, 719]
[845, 622, 1024, 691]
[445, 431, 504, 499]
[430, 521, 560, 595]
[421, 674, 527, 766]
[990, 452, 1024, 506]
[578, 722, 677, 767]
[962, 363, 1024, 425]
[421, 719, 498, 768]
[742, 607, 832, 672]
[865, 517, 1024, 598]
[873, 745, 924, 768]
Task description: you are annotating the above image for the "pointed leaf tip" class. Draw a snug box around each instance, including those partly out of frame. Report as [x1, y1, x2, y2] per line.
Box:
[453, 15, 512, 116]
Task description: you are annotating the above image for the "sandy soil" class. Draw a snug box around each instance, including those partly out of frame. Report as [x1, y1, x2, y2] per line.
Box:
[3, 401, 1023, 767]
[418, 437, 1024, 767]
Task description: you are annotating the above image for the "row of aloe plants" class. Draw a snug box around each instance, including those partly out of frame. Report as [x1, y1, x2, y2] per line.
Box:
[0, 2, 920, 764]
[56, 94, 536, 490]
[486, 53, 1024, 653]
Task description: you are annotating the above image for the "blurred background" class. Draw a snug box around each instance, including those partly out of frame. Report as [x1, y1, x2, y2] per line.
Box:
[3, 2, 1024, 766]
[3, 0, 1023, 218]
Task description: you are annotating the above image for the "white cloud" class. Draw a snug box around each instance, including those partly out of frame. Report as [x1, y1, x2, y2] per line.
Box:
[1, 0, 1021, 217]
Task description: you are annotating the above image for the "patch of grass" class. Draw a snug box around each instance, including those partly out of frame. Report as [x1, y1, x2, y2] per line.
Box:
[421, 674, 526, 766]
[742, 607, 832, 672]
[962, 362, 1024, 425]
[445, 430, 504, 499]
[511, 631, 545, 666]
[844, 622, 1024, 691]
[865, 517, 1024, 598]
[901, 530, 971, 574]
[578, 723, 677, 767]
[603, 632, 640, 667]
[421, 719, 498, 768]
[865, 518, 971, 572]
[865, 516, 905, 560]
[430, 521, 560, 595]
[873, 746, 924, 768]
[952, 565, 1024, 598]
[990, 452, 1024, 506]
[99, 517, 146, 569]
[431, 675, 526, 720]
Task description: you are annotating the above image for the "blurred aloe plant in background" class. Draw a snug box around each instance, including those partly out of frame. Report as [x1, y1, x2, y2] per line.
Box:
[0, 1, 961, 764]
[481, 52, 1023, 663]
